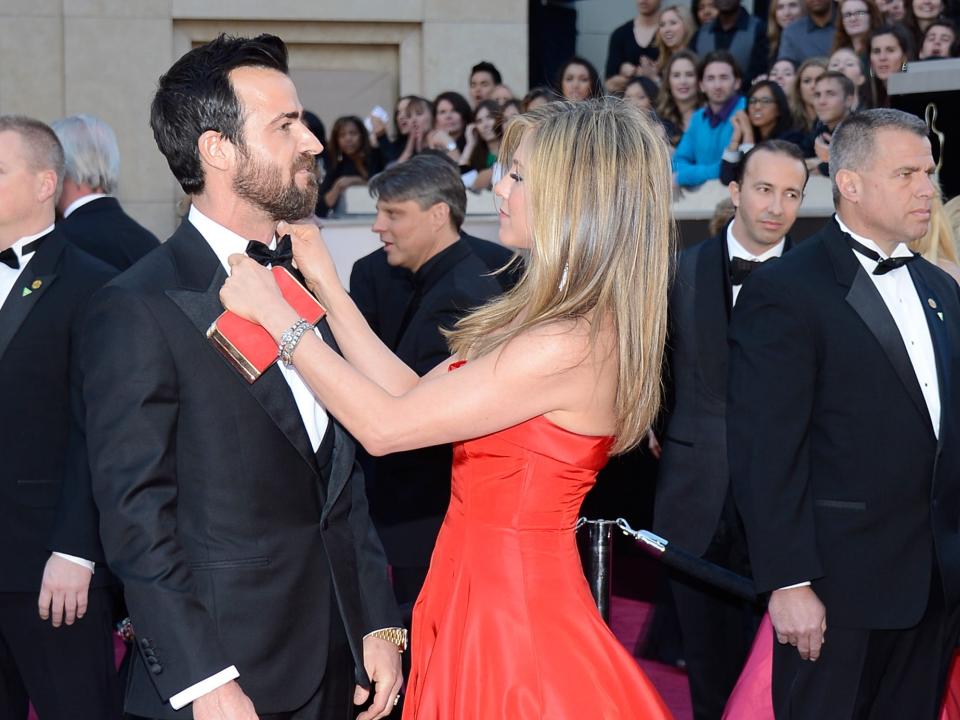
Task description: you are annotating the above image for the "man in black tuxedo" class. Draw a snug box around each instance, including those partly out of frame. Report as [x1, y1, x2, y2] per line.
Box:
[348, 154, 505, 609]
[52, 114, 159, 270]
[729, 109, 960, 718]
[0, 116, 121, 719]
[81, 35, 402, 720]
[653, 140, 808, 720]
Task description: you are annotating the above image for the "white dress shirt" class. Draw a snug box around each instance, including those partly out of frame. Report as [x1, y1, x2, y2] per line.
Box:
[836, 215, 940, 436]
[62, 192, 109, 219]
[168, 207, 330, 710]
[727, 220, 786, 306]
[1, 226, 94, 575]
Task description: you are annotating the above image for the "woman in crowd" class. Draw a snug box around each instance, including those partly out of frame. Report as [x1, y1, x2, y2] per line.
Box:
[605, 0, 663, 93]
[877, 0, 907, 22]
[720, 81, 804, 183]
[220, 96, 675, 720]
[919, 17, 959, 56]
[904, 0, 948, 47]
[368, 95, 411, 164]
[558, 57, 603, 101]
[459, 99, 502, 190]
[828, 47, 873, 108]
[656, 49, 702, 145]
[396, 96, 461, 164]
[433, 91, 472, 153]
[868, 24, 915, 107]
[624, 76, 661, 113]
[656, 4, 697, 74]
[523, 86, 554, 111]
[769, 0, 804, 61]
[316, 115, 385, 217]
[500, 98, 524, 124]
[693, 0, 719, 27]
[769, 58, 798, 97]
[790, 57, 828, 132]
[832, 0, 885, 54]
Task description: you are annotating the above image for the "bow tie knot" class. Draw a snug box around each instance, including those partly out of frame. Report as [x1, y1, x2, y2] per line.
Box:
[0, 236, 46, 271]
[729, 256, 769, 286]
[246, 235, 293, 267]
[846, 235, 917, 275]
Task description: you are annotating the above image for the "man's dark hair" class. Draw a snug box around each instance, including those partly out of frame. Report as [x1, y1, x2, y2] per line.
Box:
[470, 61, 502, 85]
[150, 33, 289, 194]
[698, 50, 742, 82]
[368, 153, 467, 231]
[815, 70, 856, 99]
[736, 139, 809, 188]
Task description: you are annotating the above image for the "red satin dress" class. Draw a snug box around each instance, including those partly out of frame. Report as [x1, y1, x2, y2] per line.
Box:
[402, 363, 672, 719]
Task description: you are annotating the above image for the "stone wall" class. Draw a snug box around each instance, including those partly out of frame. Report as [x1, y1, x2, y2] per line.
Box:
[0, 1, 527, 238]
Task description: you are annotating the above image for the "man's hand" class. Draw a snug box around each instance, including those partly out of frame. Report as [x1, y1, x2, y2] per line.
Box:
[192, 680, 258, 720]
[38, 553, 93, 627]
[769, 586, 827, 661]
[354, 635, 403, 720]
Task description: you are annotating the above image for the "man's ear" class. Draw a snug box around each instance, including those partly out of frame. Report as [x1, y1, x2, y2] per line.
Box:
[834, 168, 861, 204]
[429, 201, 451, 232]
[197, 130, 233, 174]
[36, 169, 59, 205]
[728, 181, 741, 208]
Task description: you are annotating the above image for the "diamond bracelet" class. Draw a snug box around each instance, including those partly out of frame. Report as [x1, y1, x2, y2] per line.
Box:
[278, 319, 313, 367]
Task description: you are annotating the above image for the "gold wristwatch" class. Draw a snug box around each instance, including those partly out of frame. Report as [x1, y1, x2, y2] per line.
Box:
[367, 627, 408, 652]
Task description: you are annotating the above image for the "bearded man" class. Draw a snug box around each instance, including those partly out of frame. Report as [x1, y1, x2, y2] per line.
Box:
[81, 34, 403, 720]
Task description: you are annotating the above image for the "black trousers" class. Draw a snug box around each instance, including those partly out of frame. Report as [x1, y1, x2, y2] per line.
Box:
[0, 586, 122, 720]
[669, 493, 761, 720]
[773, 566, 960, 720]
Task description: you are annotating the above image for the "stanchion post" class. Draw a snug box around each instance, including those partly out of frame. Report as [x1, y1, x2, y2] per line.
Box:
[578, 519, 614, 623]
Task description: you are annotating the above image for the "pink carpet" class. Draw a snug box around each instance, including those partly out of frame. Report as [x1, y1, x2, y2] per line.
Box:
[610, 595, 692, 720]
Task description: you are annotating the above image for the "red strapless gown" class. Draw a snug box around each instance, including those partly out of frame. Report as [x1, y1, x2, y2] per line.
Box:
[403, 367, 671, 719]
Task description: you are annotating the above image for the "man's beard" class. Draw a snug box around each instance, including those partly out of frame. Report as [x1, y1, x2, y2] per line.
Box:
[233, 148, 319, 222]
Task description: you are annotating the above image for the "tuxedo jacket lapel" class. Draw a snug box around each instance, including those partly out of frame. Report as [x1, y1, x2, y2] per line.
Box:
[694, 234, 730, 399]
[0, 231, 62, 363]
[824, 224, 934, 434]
[163, 223, 320, 476]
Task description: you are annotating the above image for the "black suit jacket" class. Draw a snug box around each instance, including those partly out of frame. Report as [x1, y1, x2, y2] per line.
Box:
[349, 231, 517, 338]
[81, 220, 400, 718]
[0, 229, 115, 592]
[58, 196, 160, 270]
[728, 219, 960, 629]
[352, 239, 504, 567]
[655, 229, 792, 555]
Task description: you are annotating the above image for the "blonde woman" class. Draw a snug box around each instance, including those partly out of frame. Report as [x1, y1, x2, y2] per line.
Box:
[220, 98, 674, 718]
[656, 4, 697, 73]
[791, 57, 828, 131]
[910, 190, 960, 284]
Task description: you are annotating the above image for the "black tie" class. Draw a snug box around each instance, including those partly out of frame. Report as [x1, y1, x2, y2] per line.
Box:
[0, 248, 16, 270]
[846, 236, 918, 275]
[246, 235, 293, 268]
[729, 256, 767, 286]
[0, 236, 44, 271]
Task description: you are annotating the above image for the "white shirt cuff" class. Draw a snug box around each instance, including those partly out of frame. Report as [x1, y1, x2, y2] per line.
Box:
[52, 552, 94, 573]
[778, 581, 812, 590]
[169, 666, 240, 710]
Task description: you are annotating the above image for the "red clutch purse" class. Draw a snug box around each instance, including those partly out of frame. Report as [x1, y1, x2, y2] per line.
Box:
[207, 267, 326, 383]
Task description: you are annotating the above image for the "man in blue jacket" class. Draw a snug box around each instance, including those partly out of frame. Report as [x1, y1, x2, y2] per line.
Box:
[673, 51, 745, 188]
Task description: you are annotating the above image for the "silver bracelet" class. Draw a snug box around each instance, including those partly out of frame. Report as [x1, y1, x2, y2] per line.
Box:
[278, 319, 312, 367]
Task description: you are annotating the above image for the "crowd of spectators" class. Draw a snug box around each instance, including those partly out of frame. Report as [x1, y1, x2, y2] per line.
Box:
[305, 0, 958, 217]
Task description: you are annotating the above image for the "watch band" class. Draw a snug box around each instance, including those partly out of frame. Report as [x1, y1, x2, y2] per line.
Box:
[367, 627, 408, 652]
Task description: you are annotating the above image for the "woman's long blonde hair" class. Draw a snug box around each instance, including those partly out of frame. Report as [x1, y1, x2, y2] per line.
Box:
[910, 188, 960, 265]
[446, 98, 675, 454]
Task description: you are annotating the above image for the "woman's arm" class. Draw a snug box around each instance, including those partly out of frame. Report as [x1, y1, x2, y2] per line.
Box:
[219, 255, 597, 455]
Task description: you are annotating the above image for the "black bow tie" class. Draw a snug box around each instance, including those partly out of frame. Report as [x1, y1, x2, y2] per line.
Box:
[0, 236, 45, 270]
[246, 235, 293, 267]
[846, 235, 917, 275]
[729, 256, 769, 286]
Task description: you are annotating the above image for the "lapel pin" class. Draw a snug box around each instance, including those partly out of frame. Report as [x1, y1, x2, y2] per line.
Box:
[938, 312, 944, 321]
[22, 287, 31, 297]
[31, 279, 42, 290]
[928, 298, 938, 309]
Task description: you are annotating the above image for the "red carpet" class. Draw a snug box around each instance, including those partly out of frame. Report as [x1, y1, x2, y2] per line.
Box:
[611, 595, 692, 720]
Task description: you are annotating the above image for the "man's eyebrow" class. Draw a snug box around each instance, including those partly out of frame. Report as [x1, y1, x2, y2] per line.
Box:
[269, 110, 301, 125]
[892, 165, 922, 174]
